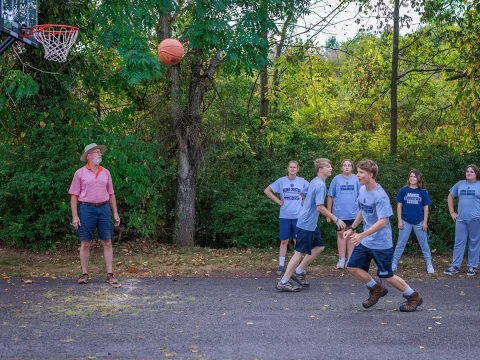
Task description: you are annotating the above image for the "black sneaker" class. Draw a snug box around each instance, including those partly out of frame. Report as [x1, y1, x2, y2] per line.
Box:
[443, 266, 459, 275]
[467, 267, 476, 276]
[275, 281, 300, 292]
[291, 272, 310, 288]
[276, 265, 284, 276]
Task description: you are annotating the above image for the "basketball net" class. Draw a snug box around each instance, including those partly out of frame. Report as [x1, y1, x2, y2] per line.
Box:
[23, 25, 79, 63]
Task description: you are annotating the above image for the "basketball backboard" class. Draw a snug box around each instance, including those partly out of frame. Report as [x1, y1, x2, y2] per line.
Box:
[1, 0, 38, 47]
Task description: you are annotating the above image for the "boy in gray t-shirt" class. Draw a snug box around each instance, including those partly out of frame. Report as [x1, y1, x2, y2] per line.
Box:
[275, 158, 346, 292]
[343, 160, 423, 312]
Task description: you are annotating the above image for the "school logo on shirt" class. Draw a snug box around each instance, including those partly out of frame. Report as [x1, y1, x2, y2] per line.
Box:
[404, 193, 421, 205]
[283, 186, 301, 201]
[360, 203, 374, 214]
[460, 188, 476, 197]
[340, 185, 355, 191]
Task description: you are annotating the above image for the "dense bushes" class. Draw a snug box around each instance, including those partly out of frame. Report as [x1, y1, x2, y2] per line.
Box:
[0, 119, 175, 250]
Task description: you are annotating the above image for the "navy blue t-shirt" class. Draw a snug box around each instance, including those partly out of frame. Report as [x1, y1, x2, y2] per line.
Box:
[395, 186, 431, 225]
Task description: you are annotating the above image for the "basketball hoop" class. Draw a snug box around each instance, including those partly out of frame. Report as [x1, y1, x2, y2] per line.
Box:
[22, 24, 79, 63]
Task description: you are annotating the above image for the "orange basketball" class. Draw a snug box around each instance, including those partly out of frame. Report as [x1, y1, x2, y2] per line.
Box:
[157, 38, 184, 65]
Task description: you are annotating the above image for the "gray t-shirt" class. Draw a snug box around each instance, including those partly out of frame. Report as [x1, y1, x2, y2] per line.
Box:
[296, 177, 326, 231]
[358, 184, 393, 250]
[328, 174, 360, 220]
[269, 176, 309, 219]
[449, 180, 480, 221]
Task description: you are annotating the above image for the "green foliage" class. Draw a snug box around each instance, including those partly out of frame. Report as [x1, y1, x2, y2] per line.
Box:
[1, 0, 479, 254]
[0, 70, 39, 102]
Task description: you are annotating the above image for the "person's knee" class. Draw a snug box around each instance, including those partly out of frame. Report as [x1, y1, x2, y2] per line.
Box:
[102, 240, 112, 248]
[80, 241, 91, 250]
[280, 240, 289, 246]
[347, 266, 357, 275]
[383, 276, 395, 284]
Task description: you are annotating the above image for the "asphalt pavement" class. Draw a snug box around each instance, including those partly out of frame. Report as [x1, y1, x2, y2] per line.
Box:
[1, 276, 479, 359]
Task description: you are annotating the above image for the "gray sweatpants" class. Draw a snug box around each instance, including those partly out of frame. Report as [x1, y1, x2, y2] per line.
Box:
[451, 219, 480, 268]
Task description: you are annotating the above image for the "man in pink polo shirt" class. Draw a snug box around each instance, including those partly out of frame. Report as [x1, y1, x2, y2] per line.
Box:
[69, 143, 121, 285]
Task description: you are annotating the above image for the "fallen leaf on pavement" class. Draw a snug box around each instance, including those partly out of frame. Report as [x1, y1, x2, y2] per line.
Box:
[21, 279, 35, 284]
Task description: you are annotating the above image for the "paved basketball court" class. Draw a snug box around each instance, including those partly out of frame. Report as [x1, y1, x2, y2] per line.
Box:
[1, 276, 479, 359]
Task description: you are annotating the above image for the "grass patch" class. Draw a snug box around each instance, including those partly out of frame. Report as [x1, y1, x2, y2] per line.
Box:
[0, 241, 454, 281]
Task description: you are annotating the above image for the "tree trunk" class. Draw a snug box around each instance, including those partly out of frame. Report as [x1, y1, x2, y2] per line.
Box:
[158, 15, 199, 246]
[272, 16, 291, 114]
[259, 62, 269, 132]
[157, 14, 221, 246]
[172, 55, 203, 246]
[390, 0, 400, 156]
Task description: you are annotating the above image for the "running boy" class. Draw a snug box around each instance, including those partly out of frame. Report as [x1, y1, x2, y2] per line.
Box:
[276, 158, 346, 292]
[265, 161, 309, 275]
[344, 160, 423, 312]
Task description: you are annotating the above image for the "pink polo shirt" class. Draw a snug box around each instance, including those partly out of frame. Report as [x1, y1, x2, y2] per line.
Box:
[68, 164, 114, 203]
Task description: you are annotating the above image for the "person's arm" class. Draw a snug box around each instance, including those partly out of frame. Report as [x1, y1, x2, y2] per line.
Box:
[345, 217, 387, 246]
[448, 193, 457, 221]
[422, 205, 429, 231]
[70, 195, 81, 230]
[109, 194, 121, 226]
[326, 196, 333, 223]
[343, 211, 363, 241]
[264, 186, 283, 206]
[397, 203, 404, 230]
[317, 204, 346, 230]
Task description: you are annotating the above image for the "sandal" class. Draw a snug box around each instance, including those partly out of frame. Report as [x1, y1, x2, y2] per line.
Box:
[106, 273, 118, 284]
[78, 273, 89, 284]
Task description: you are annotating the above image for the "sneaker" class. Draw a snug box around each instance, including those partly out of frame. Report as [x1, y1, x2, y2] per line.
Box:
[106, 273, 118, 284]
[392, 263, 397, 272]
[336, 258, 346, 269]
[291, 271, 310, 288]
[399, 291, 423, 312]
[467, 267, 476, 276]
[443, 266, 459, 275]
[78, 273, 89, 284]
[275, 281, 300, 292]
[362, 282, 388, 309]
[276, 265, 284, 276]
[427, 264, 435, 274]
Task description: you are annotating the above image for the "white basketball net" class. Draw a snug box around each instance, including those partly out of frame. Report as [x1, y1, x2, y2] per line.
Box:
[29, 25, 79, 63]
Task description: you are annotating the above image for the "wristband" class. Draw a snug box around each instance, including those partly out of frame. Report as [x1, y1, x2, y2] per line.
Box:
[349, 225, 357, 231]
[335, 218, 339, 224]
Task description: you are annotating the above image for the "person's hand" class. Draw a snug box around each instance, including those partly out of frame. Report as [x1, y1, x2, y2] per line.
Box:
[398, 220, 404, 230]
[346, 231, 363, 246]
[72, 216, 81, 230]
[343, 228, 353, 239]
[114, 214, 121, 227]
[450, 212, 458, 222]
[278, 200, 284, 206]
[326, 217, 331, 223]
[421, 222, 428, 231]
[336, 219, 346, 230]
